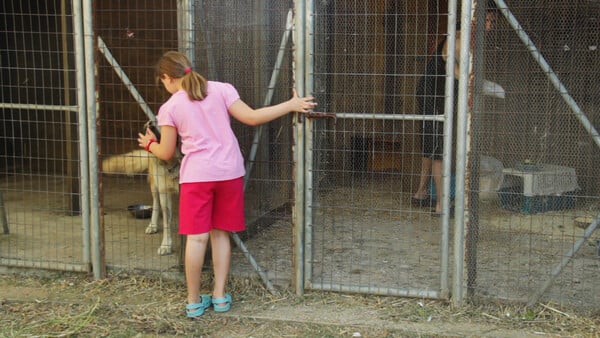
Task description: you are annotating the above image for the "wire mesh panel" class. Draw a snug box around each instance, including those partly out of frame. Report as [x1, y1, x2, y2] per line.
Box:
[307, 0, 452, 297]
[97, 0, 296, 283]
[96, 0, 182, 271]
[468, 0, 600, 309]
[0, 0, 88, 271]
[3, 0, 599, 312]
[194, 0, 295, 286]
[307, 0, 600, 308]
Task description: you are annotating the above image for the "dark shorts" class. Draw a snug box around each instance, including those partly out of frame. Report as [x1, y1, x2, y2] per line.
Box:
[419, 98, 444, 160]
[422, 120, 444, 160]
[178, 177, 246, 235]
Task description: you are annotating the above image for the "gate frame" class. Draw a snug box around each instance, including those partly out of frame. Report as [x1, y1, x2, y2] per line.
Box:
[297, 0, 460, 299]
[0, 0, 93, 274]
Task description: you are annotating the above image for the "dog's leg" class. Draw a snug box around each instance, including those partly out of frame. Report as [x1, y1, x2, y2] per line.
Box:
[146, 188, 160, 235]
[157, 189, 173, 255]
[145, 167, 160, 235]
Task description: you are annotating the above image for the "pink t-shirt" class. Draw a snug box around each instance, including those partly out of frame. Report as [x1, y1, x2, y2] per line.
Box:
[156, 81, 245, 183]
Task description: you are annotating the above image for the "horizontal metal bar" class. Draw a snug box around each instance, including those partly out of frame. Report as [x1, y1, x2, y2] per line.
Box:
[0, 103, 79, 112]
[0, 258, 90, 272]
[310, 282, 443, 299]
[315, 112, 445, 121]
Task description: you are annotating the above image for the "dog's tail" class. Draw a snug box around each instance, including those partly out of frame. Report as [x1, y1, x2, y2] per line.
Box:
[102, 149, 151, 175]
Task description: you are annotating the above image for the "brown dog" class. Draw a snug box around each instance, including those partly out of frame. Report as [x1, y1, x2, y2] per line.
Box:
[102, 126, 182, 256]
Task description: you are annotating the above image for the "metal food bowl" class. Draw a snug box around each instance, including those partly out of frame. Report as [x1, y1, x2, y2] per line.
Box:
[127, 204, 152, 219]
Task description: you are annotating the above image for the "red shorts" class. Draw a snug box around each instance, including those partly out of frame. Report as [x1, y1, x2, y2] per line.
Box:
[178, 177, 246, 235]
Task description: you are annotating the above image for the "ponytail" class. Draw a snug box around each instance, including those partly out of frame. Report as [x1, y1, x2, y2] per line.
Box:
[181, 71, 207, 101]
[156, 51, 207, 101]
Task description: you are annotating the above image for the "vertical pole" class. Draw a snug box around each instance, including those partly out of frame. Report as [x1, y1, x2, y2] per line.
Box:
[293, 0, 307, 296]
[304, 0, 316, 296]
[466, 0, 487, 298]
[62, 0, 80, 216]
[439, 0, 459, 300]
[72, 0, 91, 269]
[453, 0, 475, 306]
[176, 0, 193, 273]
[82, 0, 104, 279]
[177, 0, 195, 65]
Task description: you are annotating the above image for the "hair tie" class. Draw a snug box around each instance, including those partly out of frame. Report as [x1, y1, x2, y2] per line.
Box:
[184, 67, 191, 74]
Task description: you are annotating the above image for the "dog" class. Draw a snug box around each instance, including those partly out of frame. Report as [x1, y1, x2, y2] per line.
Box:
[102, 122, 182, 256]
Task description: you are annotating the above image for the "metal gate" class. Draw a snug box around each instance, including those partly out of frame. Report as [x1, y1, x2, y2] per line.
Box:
[0, 0, 97, 274]
[297, 0, 600, 308]
[298, 0, 459, 298]
[2, 0, 599, 310]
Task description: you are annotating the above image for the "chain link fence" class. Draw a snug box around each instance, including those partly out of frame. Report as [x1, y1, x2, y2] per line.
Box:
[306, 0, 599, 309]
[96, 0, 296, 284]
[0, 0, 89, 272]
[469, 0, 600, 308]
[1, 0, 598, 310]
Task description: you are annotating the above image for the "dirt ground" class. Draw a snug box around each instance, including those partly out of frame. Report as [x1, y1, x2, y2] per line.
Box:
[0, 270, 598, 337]
[1, 174, 599, 307]
[1, 174, 599, 337]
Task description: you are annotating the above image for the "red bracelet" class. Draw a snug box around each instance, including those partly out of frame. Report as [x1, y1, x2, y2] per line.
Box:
[145, 139, 157, 152]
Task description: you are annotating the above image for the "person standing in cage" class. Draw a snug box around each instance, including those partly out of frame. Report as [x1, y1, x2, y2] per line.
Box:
[411, 4, 502, 216]
[137, 51, 317, 318]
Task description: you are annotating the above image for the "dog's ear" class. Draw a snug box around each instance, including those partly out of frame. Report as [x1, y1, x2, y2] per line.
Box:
[144, 120, 162, 142]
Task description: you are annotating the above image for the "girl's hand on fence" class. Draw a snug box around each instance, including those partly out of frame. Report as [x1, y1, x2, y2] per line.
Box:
[289, 88, 317, 113]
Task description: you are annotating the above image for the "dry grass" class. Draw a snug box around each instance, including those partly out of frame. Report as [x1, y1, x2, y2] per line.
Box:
[0, 270, 598, 337]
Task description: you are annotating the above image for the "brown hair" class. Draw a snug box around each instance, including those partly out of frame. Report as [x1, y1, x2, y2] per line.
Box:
[155, 51, 207, 101]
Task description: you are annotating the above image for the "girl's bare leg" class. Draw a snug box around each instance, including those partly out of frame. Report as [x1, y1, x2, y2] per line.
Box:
[185, 233, 210, 304]
[210, 228, 231, 304]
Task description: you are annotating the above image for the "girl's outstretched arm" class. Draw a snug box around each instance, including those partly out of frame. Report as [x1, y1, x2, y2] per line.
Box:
[229, 89, 317, 126]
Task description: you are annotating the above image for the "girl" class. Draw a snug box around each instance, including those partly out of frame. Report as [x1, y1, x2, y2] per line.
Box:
[138, 51, 316, 318]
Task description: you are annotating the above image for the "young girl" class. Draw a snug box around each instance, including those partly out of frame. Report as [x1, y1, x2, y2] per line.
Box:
[138, 51, 316, 318]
